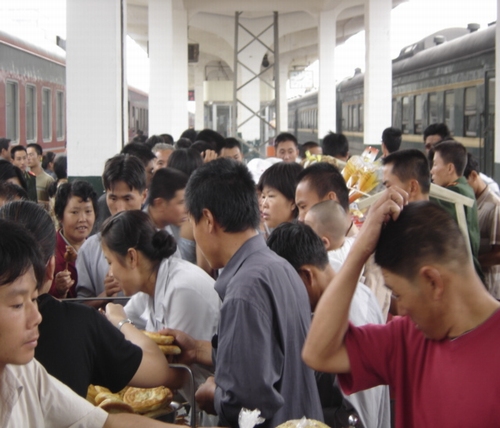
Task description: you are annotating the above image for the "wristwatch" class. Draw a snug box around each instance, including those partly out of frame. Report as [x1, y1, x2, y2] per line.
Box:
[117, 318, 134, 331]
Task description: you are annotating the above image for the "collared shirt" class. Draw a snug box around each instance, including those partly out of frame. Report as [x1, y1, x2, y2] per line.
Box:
[213, 234, 323, 428]
[0, 360, 108, 428]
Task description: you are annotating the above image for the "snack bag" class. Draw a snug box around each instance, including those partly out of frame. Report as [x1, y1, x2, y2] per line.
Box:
[238, 408, 265, 428]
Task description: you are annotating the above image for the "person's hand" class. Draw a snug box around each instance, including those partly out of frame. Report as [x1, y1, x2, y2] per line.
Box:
[356, 186, 408, 257]
[195, 377, 217, 415]
[202, 150, 218, 163]
[159, 328, 198, 365]
[103, 273, 121, 297]
[54, 270, 74, 298]
[104, 303, 128, 327]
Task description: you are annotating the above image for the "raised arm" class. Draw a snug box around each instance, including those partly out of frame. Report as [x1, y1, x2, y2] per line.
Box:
[302, 187, 407, 373]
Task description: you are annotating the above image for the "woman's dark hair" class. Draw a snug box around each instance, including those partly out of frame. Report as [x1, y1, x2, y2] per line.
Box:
[0, 219, 46, 289]
[0, 200, 56, 266]
[147, 168, 188, 205]
[54, 180, 98, 223]
[257, 162, 303, 218]
[0, 160, 28, 191]
[53, 155, 67, 180]
[167, 148, 203, 177]
[42, 151, 56, 169]
[101, 210, 177, 265]
[0, 181, 28, 202]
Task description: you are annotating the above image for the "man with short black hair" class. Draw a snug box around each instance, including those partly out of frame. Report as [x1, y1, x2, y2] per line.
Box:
[167, 158, 323, 428]
[423, 123, 450, 153]
[322, 132, 349, 162]
[303, 192, 500, 427]
[10, 145, 37, 202]
[300, 141, 322, 159]
[218, 138, 243, 162]
[76, 154, 147, 308]
[274, 132, 299, 162]
[381, 127, 402, 157]
[382, 149, 430, 201]
[0, 137, 11, 161]
[26, 143, 54, 204]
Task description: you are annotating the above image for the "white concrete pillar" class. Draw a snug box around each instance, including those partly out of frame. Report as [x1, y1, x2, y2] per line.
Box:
[364, 0, 392, 146]
[318, 9, 337, 139]
[495, 0, 500, 172]
[278, 58, 289, 133]
[148, 0, 173, 136]
[194, 65, 205, 130]
[66, 0, 126, 179]
[171, 7, 189, 139]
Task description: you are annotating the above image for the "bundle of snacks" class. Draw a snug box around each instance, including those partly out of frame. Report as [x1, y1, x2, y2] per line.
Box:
[276, 418, 331, 428]
[142, 331, 181, 356]
[342, 155, 381, 204]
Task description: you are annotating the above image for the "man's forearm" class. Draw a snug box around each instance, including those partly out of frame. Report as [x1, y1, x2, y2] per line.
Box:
[195, 339, 213, 366]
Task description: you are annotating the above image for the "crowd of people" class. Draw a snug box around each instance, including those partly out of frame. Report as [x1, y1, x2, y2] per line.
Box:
[0, 123, 500, 428]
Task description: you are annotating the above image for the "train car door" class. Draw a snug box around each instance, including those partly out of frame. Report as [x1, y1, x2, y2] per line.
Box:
[482, 70, 495, 177]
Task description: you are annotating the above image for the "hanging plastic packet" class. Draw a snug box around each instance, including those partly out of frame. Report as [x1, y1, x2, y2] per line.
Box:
[238, 408, 265, 428]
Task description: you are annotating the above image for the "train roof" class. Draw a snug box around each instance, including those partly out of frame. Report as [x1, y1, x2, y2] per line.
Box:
[0, 29, 66, 67]
[338, 23, 496, 91]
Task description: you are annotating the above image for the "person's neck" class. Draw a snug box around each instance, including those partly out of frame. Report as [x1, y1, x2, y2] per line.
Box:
[147, 205, 167, 230]
[319, 265, 335, 294]
[219, 229, 259, 267]
[444, 174, 460, 187]
[142, 260, 160, 297]
[30, 165, 43, 176]
[474, 179, 488, 199]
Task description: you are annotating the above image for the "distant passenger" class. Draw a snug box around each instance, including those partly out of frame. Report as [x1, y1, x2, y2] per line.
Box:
[382, 149, 430, 202]
[423, 123, 450, 153]
[196, 129, 226, 154]
[0, 181, 27, 205]
[9, 145, 37, 202]
[381, 127, 402, 157]
[26, 143, 54, 205]
[160, 133, 174, 145]
[152, 142, 175, 172]
[0, 137, 12, 161]
[42, 151, 57, 180]
[322, 132, 349, 162]
[144, 134, 164, 150]
[464, 153, 500, 298]
[180, 128, 197, 143]
[274, 132, 300, 162]
[175, 138, 193, 149]
[300, 141, 322, 159]
[218, 138, 244, 162]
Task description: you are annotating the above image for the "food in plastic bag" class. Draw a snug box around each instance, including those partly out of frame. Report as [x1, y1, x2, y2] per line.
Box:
[238, 408, 265, 428]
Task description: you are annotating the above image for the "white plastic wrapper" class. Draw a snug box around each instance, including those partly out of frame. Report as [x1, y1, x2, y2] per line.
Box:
[238, 408, 265, 428]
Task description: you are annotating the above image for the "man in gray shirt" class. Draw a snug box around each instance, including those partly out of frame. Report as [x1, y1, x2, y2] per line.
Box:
[166, 159, 323, 428]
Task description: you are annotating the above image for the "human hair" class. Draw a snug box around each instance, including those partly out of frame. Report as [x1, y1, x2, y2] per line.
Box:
[102, 154, 146, 193]
[463, 153, 480, 179]
[144, 135, 165, 150]
[0, 182, 27, 202]
[382, 149, 431, 194]
[423, 123, 450, 142]
[152, 143, 175, 153]
[0, 200, 56, 266]
[160, 134, 174, 145]
[121, 142, 156, 167]
[27, 143, 43, 156]
[191, 140, 216, 154]
[274, 132, 298, 149]
[375, 201, 469, 279]
[101, 210, 177, 265]
[381, 127, 402, 154]
[0, 138, 10, 153]
[147, 168, 188, 205]
[196, 129, 225, 153]
[42, 151, 56, 169]
[267, 222, 329, 271]
[257, 162, 303, 218]
[322, 132, 349, 158]
[180, 128, 197, 143]
[433, 140, 467, 176]
[175, 138, 193, 149]
[53, 155, 67, 180]
[10, 145, 26, 159]
[220, 137, 242, 155]
[0, 160, 27, 191]
[297, 163, 349, 211]
[54, 181, 98, 223]
[0, 218, 46, 289]
[307, 200, 349, 244]
[167, 148, 203, 177]
[186, 158, 260, 232]
[300, 141, 320, 158]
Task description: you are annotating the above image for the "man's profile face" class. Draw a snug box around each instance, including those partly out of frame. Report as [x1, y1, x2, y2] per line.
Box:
[424, 134, 442, 153]
[0, 268, 41, 367]
[154, 149, 173, 172]
[26, 147, 40, 169]
[295, 179, 325, 222]
[106, 181, 146, 216]
[382, 164, 412, 196]
[13, 150, 27, 171]
[430, 152, 451, 187]
[276, 141, 299, 162]
[220, 147, 243, 163]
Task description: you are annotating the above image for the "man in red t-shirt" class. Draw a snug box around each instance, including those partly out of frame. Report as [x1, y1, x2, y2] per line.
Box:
[303, 187, 500, 428]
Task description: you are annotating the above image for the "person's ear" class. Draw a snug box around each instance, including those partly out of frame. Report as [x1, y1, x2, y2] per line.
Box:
[45, 256, 56, 282]
[127, 248, 138, 269]
[325, 191, 337, 202]
[298, 267, 313, 291]
[419, 266, 445, 300]
[321, 236, 330, 250]
[202, 208, 216, 234]
[141, 189, 148, 205]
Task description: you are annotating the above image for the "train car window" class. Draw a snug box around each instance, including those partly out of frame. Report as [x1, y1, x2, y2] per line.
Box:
[414, 95, 422, 134]
[56, 91, 64, 140]
[359, 104, 363, 132]
[26, 85, 37, 142]
[444, 91, 455, 136]
[42, 88, 52, 141]
[6, 81, 19, 142]
[402, 96, 410, 134]
[352, 105, 359, 131]
[428, 93, 437, 125]
[342, 104, 348, 131]
[392, 99, 397, 126]
[464, 87, 477, 137]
